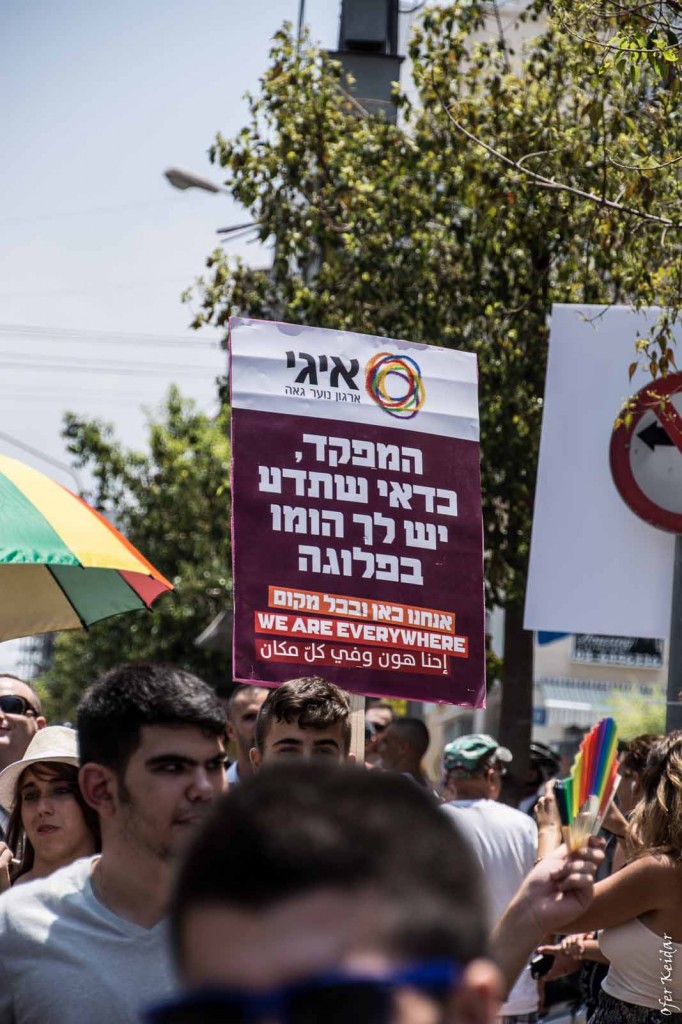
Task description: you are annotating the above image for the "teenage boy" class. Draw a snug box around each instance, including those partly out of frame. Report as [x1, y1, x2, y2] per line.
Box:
[145, 764, 604, 1024]
[250, 676, 352, 767]
[0, 662, 227, 1024]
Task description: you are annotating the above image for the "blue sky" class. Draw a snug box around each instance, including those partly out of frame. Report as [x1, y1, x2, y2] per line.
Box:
[0, 0, 341, 668]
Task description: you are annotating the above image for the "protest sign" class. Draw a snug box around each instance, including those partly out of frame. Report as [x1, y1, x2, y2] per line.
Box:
[229, 317, 485, 706]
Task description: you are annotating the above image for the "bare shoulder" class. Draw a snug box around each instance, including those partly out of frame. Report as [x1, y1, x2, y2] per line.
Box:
[616, 853, 682, 892]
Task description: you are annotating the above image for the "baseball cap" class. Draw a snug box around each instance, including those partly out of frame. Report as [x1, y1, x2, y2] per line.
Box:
[442, 733, 513, 775]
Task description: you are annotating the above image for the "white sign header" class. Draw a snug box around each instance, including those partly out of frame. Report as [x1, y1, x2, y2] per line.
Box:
[229, 318, 479, 442]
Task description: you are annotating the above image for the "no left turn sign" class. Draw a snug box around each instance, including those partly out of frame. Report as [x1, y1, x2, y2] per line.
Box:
[610, 372, 682, 533]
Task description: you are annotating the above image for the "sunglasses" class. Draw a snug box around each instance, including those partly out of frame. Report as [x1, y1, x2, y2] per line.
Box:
[0, 695, 38, 718]
[144, 959, 460, 1024]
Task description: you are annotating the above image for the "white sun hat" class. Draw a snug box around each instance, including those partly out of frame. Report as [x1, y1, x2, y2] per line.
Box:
[0, 726, 79, 810]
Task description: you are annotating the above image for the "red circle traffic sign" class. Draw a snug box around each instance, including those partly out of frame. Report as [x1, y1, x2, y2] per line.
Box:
[610, 373, 682, 533]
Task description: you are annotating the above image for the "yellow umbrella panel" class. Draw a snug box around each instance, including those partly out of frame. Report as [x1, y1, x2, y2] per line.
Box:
[0, 455, 172, 641]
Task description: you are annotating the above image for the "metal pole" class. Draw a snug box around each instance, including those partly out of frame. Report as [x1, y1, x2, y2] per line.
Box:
[297, 0, 305, 46]
[666, 534, 682, 732]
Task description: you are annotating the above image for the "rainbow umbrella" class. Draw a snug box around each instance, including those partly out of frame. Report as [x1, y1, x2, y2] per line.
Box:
[0, 454, 172, 640]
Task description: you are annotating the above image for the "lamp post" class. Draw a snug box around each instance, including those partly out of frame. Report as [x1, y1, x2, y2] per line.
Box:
[164, 167, 225, 194]
[164, 167, 257, 239]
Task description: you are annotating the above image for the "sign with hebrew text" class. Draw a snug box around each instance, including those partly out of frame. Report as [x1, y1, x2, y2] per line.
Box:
[229, 317, 485, 706]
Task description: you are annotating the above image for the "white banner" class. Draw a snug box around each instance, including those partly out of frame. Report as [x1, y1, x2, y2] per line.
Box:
[525, 304, 677, 639]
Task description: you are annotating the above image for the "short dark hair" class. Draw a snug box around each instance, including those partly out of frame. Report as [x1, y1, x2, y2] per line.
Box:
[77, 662, 226, 778]
[225, 684, 268, 722]
[171, 764, 486, 965]
[254, 677, 351, 754]
[389, 717, 430, 759]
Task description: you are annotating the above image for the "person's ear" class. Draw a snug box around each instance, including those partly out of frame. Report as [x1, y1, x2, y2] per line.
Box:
[79, 763, 118, 818]
[441, 771, 457, 801]
[486, 767, 501, 798]
[225, 720, 236, 745]
[249, 746, 262, 771]
[35, 716, 47, 731]
[445, 958, 503, 1023]
[346, 751, 356, 764]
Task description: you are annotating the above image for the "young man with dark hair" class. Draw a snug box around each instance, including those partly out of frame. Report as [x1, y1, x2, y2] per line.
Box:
[0, 662, 227, 1024]
[145, 764, 604, 1024]
[223, 684, 268, 785]
[251, 676, 352, 767]
[379, 716, 432, 787]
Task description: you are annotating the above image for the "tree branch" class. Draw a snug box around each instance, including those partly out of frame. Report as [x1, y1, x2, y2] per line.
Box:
[433, 81, 681, 229]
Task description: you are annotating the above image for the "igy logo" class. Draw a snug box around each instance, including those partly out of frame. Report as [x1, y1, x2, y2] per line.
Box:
[286, 351, 359, 390]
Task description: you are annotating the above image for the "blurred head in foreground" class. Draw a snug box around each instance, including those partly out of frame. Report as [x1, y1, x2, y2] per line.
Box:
[150, 764, 502, 1024]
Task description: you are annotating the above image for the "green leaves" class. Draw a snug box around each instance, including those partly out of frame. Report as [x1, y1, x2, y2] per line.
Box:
[186, 7, 682, 617]
[45, 390, 232, 718]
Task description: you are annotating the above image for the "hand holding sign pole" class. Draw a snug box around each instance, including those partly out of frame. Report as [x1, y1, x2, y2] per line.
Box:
[610, 374, 682, 731]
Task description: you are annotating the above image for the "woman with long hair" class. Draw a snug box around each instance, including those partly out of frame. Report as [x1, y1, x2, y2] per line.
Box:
[0, 726, 99, 890]
[541, 730, 682, 1022]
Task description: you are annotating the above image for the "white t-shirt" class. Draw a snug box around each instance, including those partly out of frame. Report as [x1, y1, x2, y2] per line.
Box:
[0, 856, 174, 1024]
[442, 799, 539, 1017]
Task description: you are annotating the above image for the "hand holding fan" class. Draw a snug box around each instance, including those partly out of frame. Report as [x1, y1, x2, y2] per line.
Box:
[552, 717, 621, 852]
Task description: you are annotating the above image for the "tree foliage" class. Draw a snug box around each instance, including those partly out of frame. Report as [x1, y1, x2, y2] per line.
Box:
[608, 686, 666, 739]
[180, 2, 682, 783]
[552, 0, 682, 88]
[41, 389, 231, 720]
[188, 4, 682, 599]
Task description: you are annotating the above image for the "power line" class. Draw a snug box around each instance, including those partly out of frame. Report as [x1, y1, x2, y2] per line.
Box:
[0, 387, 222, 407]
[0, 281, 202, 299]
[0, 197, 185, 227]
[0, 349, 222, 374]
[0, 360, 218, 379]
[0, 324, 223, 350]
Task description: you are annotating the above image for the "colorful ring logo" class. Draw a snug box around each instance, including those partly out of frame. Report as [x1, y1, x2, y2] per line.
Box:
[365, 352, 425, 419]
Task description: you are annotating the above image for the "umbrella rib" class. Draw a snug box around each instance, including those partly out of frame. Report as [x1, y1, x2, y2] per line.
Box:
[46, 565, 90, 632]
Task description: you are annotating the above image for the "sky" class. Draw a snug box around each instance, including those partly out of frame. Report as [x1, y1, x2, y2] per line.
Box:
[0, 0, 344, 670]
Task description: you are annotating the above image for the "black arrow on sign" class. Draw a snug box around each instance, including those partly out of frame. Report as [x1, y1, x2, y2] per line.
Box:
[637, 422, 675, 451]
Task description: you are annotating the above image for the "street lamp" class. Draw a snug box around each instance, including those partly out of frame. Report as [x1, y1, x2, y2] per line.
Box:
[164, 166, 258, 240]
[164, 167, 224, 194]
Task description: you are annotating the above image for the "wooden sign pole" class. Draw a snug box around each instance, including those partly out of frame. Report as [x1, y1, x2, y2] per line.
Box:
[349, 693, 366, 764]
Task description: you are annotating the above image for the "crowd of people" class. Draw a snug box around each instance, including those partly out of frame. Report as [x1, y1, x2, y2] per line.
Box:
[0, 667, 677, 1022]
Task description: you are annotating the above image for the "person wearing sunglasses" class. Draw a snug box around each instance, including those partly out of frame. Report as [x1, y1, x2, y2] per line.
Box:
[146, 762, 604, 1024]
[0, 675, 46, 841]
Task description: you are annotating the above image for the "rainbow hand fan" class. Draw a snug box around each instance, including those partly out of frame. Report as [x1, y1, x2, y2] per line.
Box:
[552, 717, 621, 852]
